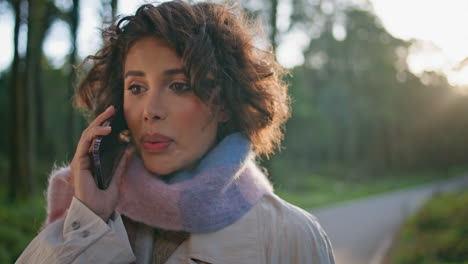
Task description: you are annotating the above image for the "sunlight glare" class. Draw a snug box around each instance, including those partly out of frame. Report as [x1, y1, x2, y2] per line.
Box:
[370, 0, 468, 85]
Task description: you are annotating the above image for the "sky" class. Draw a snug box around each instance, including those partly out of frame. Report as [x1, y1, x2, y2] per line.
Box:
[370, 0, 468, 86]
[1, 0, 468, 86]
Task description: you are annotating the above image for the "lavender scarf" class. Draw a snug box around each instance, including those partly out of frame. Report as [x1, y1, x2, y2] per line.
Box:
[46, 133, 273, 232]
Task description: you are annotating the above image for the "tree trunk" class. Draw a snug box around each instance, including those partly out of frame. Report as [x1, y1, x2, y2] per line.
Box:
[8, 0, 28, 201]
[25, 0, 49, 195]
[67, 0, 80, 154]
[36, 1, 57, 157]
[38, 2, 64, 160]
[111, 0, 118, 20]
[269, 0, 278, 53]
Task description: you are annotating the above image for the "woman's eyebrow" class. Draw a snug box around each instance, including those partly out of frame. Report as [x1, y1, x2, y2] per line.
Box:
[124, 70, 145, 78]
[124, 69, 186, 78]
[163, 68, 186, 76]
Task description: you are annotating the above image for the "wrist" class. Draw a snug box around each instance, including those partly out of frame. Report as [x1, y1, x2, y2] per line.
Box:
[73, 196, 113, 222]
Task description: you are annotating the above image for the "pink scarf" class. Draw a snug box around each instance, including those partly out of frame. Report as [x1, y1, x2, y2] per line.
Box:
[46, 133, 273, 232]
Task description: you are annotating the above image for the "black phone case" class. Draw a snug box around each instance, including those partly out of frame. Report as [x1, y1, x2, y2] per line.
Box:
[91, 106, 128, 190]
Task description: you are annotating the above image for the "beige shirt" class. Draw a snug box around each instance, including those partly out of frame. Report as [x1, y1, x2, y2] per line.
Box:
[17, 193, 335, 264]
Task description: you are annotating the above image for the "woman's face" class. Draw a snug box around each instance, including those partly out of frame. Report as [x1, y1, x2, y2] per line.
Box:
[123, 37, 228, 175]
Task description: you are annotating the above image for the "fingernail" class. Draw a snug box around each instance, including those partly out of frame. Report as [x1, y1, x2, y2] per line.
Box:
[107, 105, 113, 111]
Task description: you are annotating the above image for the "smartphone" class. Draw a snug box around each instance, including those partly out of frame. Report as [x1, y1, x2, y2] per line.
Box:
[91, 105, 129, 190]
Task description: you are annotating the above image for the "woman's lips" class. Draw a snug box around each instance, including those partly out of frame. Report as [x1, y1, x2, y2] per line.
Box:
[142, 141, 171, 152]
[141, 133, 173, 152]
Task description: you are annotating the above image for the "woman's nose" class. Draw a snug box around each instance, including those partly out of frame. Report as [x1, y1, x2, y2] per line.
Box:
[143, 91, 167, 121]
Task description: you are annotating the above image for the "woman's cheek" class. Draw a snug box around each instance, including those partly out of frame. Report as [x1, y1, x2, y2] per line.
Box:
[174, 98, 210, 128]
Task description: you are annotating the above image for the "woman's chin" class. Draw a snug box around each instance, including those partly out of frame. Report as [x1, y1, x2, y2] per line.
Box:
[134, 149, 173, 175]
[142, 161, 175, 176]
[137, 148, 199, 176]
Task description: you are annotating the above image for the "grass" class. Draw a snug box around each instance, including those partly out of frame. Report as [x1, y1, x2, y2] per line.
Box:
[0, 192, 46, 263]
[386, 190, 468, 264]
[273, 166, 467, 210]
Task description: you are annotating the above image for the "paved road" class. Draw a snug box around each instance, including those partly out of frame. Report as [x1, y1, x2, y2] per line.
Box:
[311, 175, 468, 264]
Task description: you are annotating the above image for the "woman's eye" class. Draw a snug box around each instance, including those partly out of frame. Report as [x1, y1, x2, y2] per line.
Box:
[128, 84, 146, 95]
[170, 82, 191, 93]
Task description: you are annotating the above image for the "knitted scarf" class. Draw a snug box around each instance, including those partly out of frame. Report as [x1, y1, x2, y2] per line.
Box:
[46, 133, 273, 232]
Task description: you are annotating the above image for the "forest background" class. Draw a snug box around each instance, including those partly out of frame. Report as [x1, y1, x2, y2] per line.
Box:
[1, 0, 468, 261]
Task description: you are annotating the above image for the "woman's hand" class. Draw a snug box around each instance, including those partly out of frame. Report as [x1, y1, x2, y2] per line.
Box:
[70, 105, 129, 222]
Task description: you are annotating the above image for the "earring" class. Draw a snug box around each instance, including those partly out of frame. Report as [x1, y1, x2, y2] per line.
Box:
[119, 129, 132, 143]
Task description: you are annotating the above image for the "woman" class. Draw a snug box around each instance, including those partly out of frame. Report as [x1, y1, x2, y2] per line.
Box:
[17, 1, 335, 263]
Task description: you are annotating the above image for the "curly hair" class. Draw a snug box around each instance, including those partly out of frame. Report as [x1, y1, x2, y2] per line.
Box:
[74, 0, 291, 159]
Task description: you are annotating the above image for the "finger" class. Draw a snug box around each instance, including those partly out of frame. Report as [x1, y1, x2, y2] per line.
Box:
[89, 105, 115, 128]
[72, 107, 114, 162]
[76, 126, 112, 157]
[91, 126, 112, 137]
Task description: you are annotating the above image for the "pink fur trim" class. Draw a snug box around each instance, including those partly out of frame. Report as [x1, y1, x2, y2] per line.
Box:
[45, 166, 74, 225]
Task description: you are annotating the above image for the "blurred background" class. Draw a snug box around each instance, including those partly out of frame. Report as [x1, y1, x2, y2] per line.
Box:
[1, 0, 467, 263]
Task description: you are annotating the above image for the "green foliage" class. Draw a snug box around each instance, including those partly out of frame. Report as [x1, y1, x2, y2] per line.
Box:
[390, 190, 468, 264]
[0, 190, 46, 263]
[274, 166, 466, 210]
[266, 2, 468, 188]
